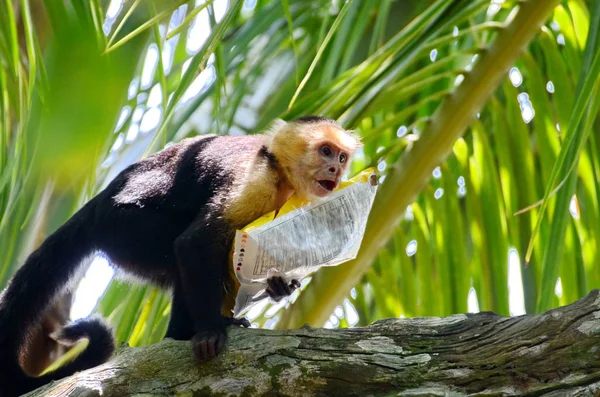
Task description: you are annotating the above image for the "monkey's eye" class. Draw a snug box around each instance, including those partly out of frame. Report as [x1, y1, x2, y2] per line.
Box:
[320, 146, 333, 157]
[339, 154, 347, 164]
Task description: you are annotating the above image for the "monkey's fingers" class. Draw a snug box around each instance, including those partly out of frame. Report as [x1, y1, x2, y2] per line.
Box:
[225, 316, 250, 328]
[266, 276, 301, 301]
[266, 276, 288, 300]
[265, 284, 283, 302]
[192, 330, 226, 361]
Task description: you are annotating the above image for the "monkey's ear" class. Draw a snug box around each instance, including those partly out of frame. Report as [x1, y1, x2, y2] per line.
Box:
[266, 119, 288, 136]
[345, 129, 363, 151]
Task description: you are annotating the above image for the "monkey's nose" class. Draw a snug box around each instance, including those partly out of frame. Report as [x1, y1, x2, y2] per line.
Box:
[328, 166, 337, 174]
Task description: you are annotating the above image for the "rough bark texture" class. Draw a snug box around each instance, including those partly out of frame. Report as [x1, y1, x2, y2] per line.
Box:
[25, 290, 600, 396]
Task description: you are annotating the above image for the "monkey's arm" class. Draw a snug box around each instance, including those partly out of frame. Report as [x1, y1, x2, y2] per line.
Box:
[173, 212, 233, 360]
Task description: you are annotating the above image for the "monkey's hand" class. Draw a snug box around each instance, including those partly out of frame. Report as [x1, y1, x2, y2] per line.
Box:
[192, 329, 226, 361]
[192, 317, 250, 360]
[266, 277, 301, 302]
[224, 316, 250, 328]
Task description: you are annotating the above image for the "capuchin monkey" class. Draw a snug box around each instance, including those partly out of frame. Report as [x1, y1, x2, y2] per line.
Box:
[0, 116, 360, 396]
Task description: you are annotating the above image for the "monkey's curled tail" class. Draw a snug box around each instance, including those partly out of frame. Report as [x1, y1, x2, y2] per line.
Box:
[0, 202, 115, 397]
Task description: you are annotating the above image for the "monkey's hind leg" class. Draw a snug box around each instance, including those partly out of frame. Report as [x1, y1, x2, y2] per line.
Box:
[174, 215, 232, 360]
[165, 281, 195, 341]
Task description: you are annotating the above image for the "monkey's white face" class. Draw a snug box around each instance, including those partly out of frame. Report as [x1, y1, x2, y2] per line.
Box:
[271, 120, 360, 201]
[292, 141, 351, 200]
[312, 142, 349, 197]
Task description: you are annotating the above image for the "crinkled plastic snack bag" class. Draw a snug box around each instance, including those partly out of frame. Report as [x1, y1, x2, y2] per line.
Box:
[230, 168, 378, 318]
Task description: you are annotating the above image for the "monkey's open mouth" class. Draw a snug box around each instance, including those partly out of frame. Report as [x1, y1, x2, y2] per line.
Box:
[318, 180, 336, 192]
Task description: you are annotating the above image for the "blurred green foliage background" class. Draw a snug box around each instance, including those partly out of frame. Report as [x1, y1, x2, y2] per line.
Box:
[1, 0, 599, 371]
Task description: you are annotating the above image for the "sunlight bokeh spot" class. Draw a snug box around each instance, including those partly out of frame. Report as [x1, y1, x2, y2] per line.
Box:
[517, 93, 535, 123]
[182, 67, 216, 104]
[103, 0, 123, 34]
[115, 106, 131, 132]
[329, 314, 340, 327]
[487, 4, 501, 16]
[101, 154, 116, 169]
[344, 299, 359, 327]
[106, 0, 123, 19]
[132, 106, 145, 123]
[405, 205, 414, 221]
[147, 84, 163, 108]
[430, 49, 438, 62]
[169, 5, 188, 34]
[454, 74, 465, 86]
[213, 0, 229, 23]
[181, 58, 192, 77]
[555, 277, 563, 298]
[70, 256, 114, 320]
[521, 106, 535, 123]
[509, 67, 522, 87]
[140, 108, 162, 133]
[110, 133, 125, 152]
[137, 92, 148, 104]
[246, 298, 269, 321]
[569, 195, 580, 219]
[141, 44, 159, 89]
[128, 77, 139, 100]
[125, 124, 139, 143]
[264, 316, 279, 330]
[397, 125, 408, 137]
[406, 240, 417, 257]
[187, 8, 210, 54]
[467, 288, 480, 313]
[508, 249, 526, 316]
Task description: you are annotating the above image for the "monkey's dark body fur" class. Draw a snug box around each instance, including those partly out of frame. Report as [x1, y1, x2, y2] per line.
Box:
[0, 115, 359, 397]
[0, 134, 282, 396]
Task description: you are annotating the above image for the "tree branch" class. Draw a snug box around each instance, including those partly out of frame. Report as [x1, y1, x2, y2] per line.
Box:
[27, 290, 600, 396]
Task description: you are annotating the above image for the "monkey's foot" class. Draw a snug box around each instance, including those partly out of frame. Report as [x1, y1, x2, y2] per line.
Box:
[224, 316, 250, 328]
[266, 276, 301, 302]
[192, 330, 226, 360]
